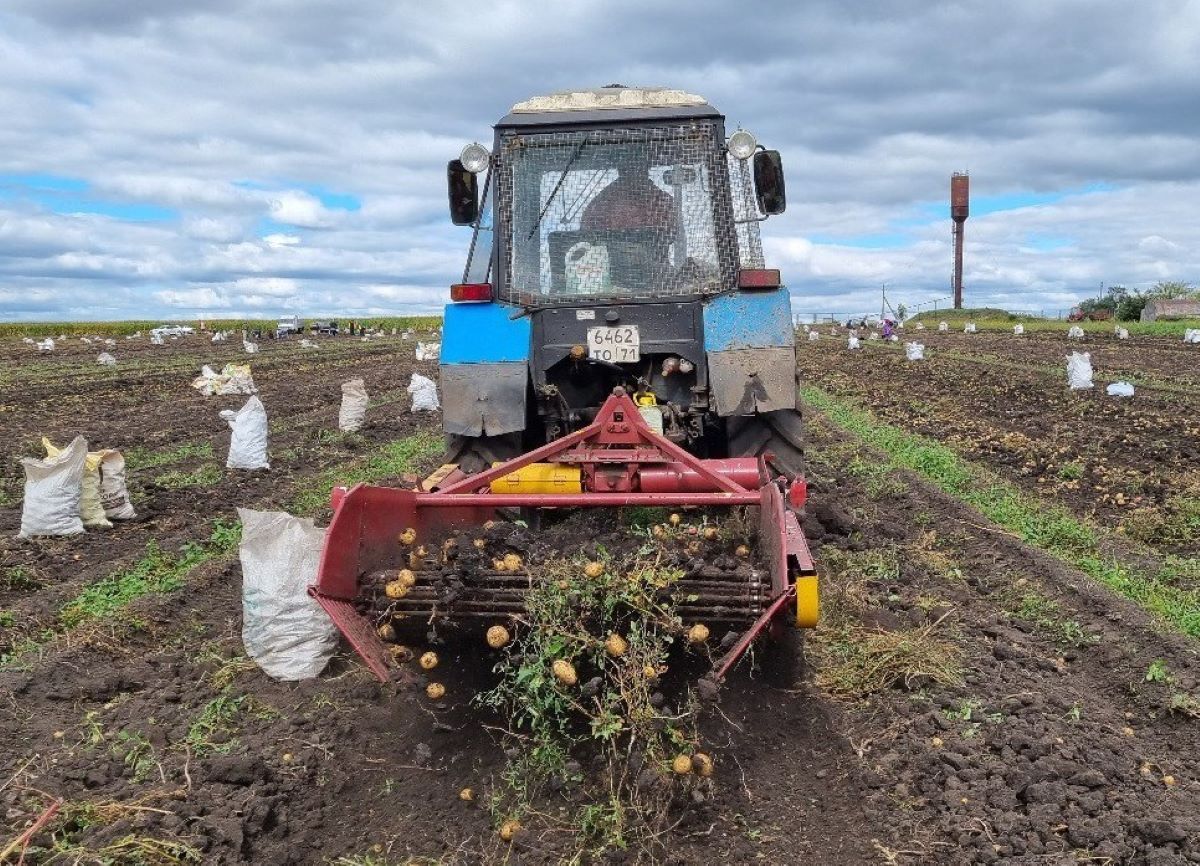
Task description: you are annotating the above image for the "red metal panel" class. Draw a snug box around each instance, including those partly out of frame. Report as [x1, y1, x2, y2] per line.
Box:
[309, 590, 391, 683]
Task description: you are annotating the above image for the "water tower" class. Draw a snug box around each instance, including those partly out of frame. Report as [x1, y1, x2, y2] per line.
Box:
[951, 173, 969, 309]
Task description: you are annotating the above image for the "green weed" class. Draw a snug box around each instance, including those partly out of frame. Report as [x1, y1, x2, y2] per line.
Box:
[59, 520, 241, 628]
[124, 441, 214, 471]
[154, 463, 223, 489]
[291, 430, 443, 514]
[185, 694, 246, 755]
[1146, 659, 1171, 683]
[1057, 463, 1084, 481]
[2, 565, 41, 591]
[1012, 592, 1091, 647]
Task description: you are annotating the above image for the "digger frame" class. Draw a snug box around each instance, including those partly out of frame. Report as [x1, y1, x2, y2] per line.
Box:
[310, 389, 818, 683]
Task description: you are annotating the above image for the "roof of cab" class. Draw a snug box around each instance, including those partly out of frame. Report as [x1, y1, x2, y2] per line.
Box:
[497, 86, 721, 129]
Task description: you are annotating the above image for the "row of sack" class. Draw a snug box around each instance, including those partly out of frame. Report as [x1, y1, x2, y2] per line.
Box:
[19, 438, 137, 538]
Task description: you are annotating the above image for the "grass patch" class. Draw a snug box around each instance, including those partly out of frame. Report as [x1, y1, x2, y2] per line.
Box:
[805, 386, 1200, 638]
[291, 430, 443, 514]
[2, 565, 40, 591]
[125, 440, 214, 471]
[907, 308, 1200, 337]
[1011, 591, 1092, 647]
[153, 463, 224, 488]
[58, 520, 241, 628]
[1124, 493, 1200, 548]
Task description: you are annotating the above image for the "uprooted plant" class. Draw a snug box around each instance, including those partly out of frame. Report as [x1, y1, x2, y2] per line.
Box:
[475, 549, 716, 862]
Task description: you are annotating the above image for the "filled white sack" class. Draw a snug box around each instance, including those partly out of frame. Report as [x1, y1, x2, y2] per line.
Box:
[847, 336, 861, 350]
[1106, 381, 1135, 397]
[237, 508, 336, 680]
[905, 342, 925, 361]
[220, 396, 270, 469]
[339, 378, 369, 432]
[19, 435, 87, 537]
[1067, 352, 1094, 390]
[97, 352, 117, 366]
[1068, 325, 1085, 339]
[408, 373, 440, 412]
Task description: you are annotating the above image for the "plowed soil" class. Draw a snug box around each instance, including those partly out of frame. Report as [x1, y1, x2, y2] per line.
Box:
[2, 329, 1199, 864]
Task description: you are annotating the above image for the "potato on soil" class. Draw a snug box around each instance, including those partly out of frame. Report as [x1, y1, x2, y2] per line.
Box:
[502, 552, 522, 571]
[459, 787, 474, 802]
[702, 526, 720, 540]
[473, 538, 487, 549]
[672, 754, 693, 775]
[384, 579, 409, 599]
[687, 623, 710, 644]
[419, 651, 439, 670]
[377, 622, 396, 642]
[486, 625, 511, 649]
[426, 682, 446, 700]
[398, 527, 417, 546]
[604, 633, 628, 657]
[396, 569, 417, 588]
[735, 544, 750, 557]
[389, 644, 413, 663]
[499, 819, 521, 841]
[552, 659, 578, 686]
[693, 753, 714, 777]
[668, 513, 682, 526]
[583, 560, 604, 579]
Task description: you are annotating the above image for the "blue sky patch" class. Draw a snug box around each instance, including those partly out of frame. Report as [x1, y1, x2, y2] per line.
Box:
[0, 172, 178, 221]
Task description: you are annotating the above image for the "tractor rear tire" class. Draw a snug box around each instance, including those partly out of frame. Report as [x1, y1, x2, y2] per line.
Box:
[443, 433, 523, 475]
[725, 408, 805, 477]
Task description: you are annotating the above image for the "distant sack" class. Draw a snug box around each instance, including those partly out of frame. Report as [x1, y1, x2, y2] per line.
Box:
[220, 396, 270, 469]
[408, 373, 440, 412]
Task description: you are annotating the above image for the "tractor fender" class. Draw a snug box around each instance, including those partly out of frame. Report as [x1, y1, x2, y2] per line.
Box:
[702, 288, 797, 416]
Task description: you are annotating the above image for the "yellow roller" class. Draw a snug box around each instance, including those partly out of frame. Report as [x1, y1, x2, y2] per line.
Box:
[795, 574, 819, 628]
[490, 462, 582, 494]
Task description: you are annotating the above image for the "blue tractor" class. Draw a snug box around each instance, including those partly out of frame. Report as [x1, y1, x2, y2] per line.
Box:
[308, 87, 816, 685]
[440, 86, 803, 477]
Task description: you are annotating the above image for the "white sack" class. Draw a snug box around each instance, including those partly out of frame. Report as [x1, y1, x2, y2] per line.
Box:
[868, 331, 879, 341]
[1106, 381, 1135, 397]
[37, 338, 55, 352]
[914, 322, 926, 331]
[963, 322, 977, 334]
[150, 334, 164, 345]
[22, 337, 34, 344]
[847, 336, 861, 350]
[889, 334, 899, 342]
[339, 378, 369, 432]
[97, 352, 116, 366]
[19, 435, 87, 537]
[1184, 328, 1200, 344]
[905, 342, 925, 361]
[938, 321, 949, 332]
[104, 339, 115, 347]
[1068, 325, 1085, 339]
[807, 330, 820, 342]
[408, 373, 440, 412]
[1117, 328, 1130, 340]
[243, 340, 259, 354]
[1013, 324, 1024, 335]
[212, 331, 227, 342]
[416, 341, 441, 361]
[237, 508, 336, 680]
[192, 363, 256, 396]
[98, 450, 136, 520]
[299, 338, 319, 349]
[1067, 351, 1094, 390]
[220, 396, 269, 469]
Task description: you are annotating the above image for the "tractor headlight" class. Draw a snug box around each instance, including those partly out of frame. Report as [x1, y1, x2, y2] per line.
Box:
[459, 142, 491, 174]
[727, 129, 757, 160]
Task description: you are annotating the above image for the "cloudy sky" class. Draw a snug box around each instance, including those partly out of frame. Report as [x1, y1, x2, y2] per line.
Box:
[1, 1, 1198, 322]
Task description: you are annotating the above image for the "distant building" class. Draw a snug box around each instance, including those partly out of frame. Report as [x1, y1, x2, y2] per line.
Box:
[1141, 298, 1200, 322]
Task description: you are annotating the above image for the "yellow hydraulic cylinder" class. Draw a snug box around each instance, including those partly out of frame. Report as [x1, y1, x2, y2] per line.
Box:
[489, 462, 582, 495]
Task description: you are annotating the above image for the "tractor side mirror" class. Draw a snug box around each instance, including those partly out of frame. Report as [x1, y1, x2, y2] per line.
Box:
[753, 150, 786, 215]
[447, 159, 479, 226]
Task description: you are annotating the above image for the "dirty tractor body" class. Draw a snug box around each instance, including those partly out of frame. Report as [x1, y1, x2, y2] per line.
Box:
[311, 88, 816, 681]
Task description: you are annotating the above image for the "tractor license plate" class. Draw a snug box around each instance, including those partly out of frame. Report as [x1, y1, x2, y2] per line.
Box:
[587, 326, 640, 363]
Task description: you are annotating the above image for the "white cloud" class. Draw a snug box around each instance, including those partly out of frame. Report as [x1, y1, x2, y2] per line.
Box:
[268, 192, 335, 228]
[263, 233, 300, 248]
[155, 287, 229, 307]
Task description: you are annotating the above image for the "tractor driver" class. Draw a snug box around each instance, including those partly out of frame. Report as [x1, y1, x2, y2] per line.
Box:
[581, 153, 676, 234]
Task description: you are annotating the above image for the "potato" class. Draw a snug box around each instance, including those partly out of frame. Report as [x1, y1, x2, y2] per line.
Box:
[486, 625, 511, 649]
[604, 633, 628, 657]
[389, 644, 413, 663]
[687, 623, 710, 644]
[473, 538, 487, 549]
[384, 580, 409, 599]
[556, 579, 570, 590]
[552, 659, 577, 686]
[459, 787, 474, 802]
[686, 540, 701, 555]
[426, 682, 445, 700]
[643, 664, 659, 680]
[651, 524, 667, 539]
[492, 558, 508, 571]
[396, 569, 417, 588]
[499, 819, 521, 842]
[672, 754, 693, 775]
[502, 553, 523, 571]
[702, 526, 719, 540]
[376, 622, 396, 642]
[398, 527, 417, 546]
[583, 561, 604, 579]
[693, 753, 714, 777]
[735, 544, 750, 558]
[419, 651, 439, 670]
[668, 513, 682, 526]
